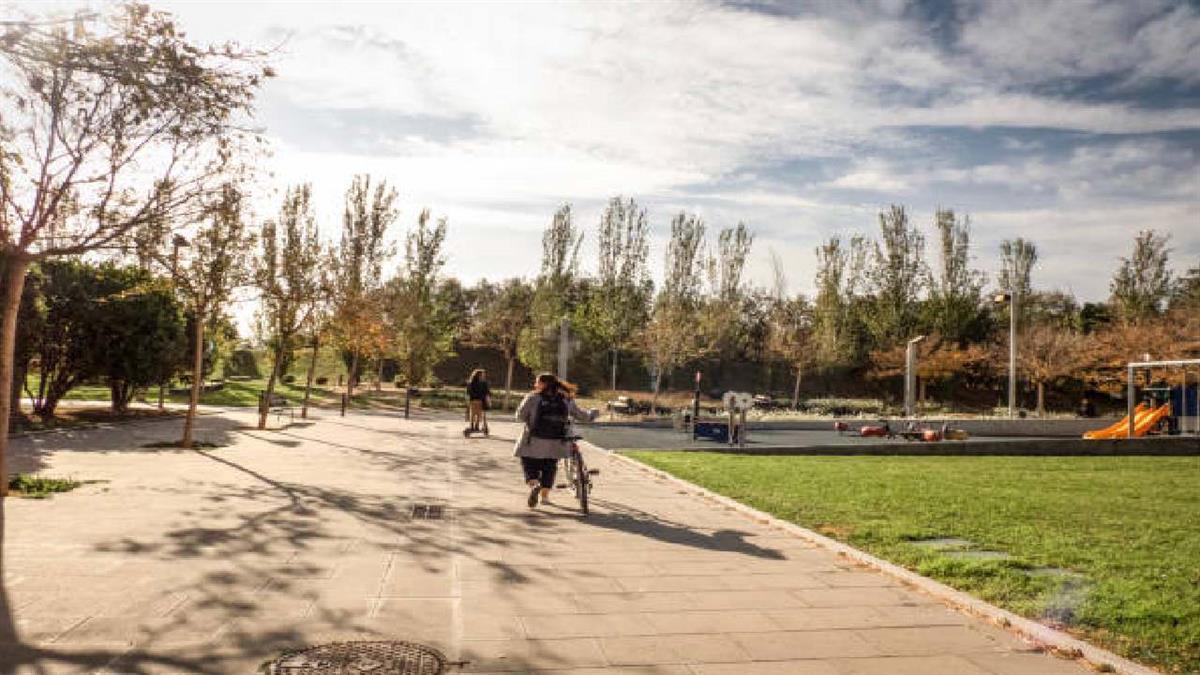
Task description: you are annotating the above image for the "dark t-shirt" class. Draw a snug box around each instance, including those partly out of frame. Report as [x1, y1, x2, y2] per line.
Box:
[468, 380, 490, 401]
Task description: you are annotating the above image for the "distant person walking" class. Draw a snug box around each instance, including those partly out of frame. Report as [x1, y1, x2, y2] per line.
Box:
[514, 373, 597, 508]
[464, 368, 491, 437]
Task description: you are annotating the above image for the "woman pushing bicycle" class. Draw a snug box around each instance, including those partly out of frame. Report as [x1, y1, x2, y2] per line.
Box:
[514, 373, 598, 508]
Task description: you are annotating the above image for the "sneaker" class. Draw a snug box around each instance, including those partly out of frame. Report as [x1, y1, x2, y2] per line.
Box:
[527, 485, 540, 508]
[540, 489, 552, 504]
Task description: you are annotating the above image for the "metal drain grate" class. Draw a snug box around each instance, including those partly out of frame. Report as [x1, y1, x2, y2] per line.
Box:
[266, 640, 447, 674]
[410, 503, 444, 520]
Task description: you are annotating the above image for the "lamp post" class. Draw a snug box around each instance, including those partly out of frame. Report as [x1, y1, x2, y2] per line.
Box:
[158, 235, 190, 410]
[904, 335, 926, 418]
[993, 289, 1018, 418]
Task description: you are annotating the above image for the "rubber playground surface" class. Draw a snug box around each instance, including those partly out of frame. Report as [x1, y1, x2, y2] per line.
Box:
[580, 424, 1053, 451]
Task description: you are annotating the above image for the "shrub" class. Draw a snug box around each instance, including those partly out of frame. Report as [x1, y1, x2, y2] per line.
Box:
[315, 377, 328, 385]
[800, 397, 888, 417]
[282, 374, 295, 384]
[8, 474, 82, 498]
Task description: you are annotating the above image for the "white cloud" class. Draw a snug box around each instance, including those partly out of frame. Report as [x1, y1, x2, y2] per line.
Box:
[15, 0, 1198, 310]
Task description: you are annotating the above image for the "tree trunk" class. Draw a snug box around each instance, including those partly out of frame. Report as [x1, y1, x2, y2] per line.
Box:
[650, 364, 662, 415]
[610, 347, 618, 395]
[110, 380, 125, 414]
[792, 366, 803, 410]
[504, 353, 515, 412]
[301, 334, 319, 420]
[375, 359, 383, 392]
[258, 343, 284, 430]
[10, 360, 25, 422]
[1036, 380, 1045, 417]
[0, 256, 31, 496]
[348, 350, 359, 398]
[181, 313, 205, 448]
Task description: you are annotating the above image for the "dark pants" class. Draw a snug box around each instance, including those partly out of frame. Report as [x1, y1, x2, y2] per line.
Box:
[521, 457, 557, 489]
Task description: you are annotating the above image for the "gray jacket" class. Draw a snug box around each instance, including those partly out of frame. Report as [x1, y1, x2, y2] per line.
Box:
[513, 392, 594, 459]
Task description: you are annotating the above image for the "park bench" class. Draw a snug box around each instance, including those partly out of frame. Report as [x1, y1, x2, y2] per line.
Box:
[262, 393, 295, 423]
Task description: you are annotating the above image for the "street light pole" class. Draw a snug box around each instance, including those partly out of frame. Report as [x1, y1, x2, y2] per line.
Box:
[1009, 279, 1018, 419]
[905, 335, 926, 418]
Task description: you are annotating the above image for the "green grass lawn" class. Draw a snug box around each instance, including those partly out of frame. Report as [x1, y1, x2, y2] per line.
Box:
[164, 379, 336, 407]
[627, 452, 1200, 674]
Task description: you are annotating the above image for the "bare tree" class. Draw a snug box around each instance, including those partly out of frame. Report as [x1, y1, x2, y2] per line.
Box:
[254, 184, 323, 429]
[139, 184, 253, 447]
[764, 238, 812, 407]
[1020, 324, 1084, 416]
[0, 4, 268, 489]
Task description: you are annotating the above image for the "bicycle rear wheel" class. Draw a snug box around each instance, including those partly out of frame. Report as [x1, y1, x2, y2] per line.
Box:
[575, 450, 588, 515]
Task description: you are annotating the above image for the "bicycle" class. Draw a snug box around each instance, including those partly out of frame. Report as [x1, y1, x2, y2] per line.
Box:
[559, 435, 598, 516]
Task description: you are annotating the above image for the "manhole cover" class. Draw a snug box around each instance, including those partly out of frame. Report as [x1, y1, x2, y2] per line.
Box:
[266, 640, 446, 674]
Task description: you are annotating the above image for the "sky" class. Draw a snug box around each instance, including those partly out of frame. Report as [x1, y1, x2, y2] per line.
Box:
[15, 0, 1200, 301]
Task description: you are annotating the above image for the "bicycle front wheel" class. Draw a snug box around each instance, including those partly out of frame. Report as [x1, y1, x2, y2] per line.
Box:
[575, 451, 589, 515]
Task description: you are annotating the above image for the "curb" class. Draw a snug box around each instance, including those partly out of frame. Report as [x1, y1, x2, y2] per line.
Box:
[587, 443, 1160, 675]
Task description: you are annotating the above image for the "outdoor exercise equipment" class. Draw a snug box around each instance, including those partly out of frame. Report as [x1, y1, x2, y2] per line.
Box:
[722, 391, 755, 448]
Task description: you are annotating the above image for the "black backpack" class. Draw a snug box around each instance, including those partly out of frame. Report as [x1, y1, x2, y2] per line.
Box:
[531, 394, 569, 439]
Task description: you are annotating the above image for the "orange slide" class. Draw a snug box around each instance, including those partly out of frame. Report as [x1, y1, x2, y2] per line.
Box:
[1083, 402, 1170, 439]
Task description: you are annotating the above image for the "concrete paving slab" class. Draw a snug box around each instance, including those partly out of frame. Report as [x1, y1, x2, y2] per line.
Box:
[0, 408, 1097, 674]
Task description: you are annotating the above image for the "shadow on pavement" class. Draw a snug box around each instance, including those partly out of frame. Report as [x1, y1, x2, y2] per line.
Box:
[1, 409, 785, 673]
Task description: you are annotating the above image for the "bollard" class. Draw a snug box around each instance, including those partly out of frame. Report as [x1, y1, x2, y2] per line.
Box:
[340, 392, 347, 417]
[404, 387, 413, 420]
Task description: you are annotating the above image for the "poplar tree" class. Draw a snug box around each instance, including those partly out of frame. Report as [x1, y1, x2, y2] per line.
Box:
[519, 204, 581, 373]
[391, 209, 452, 385]
[927, 208, 985, 344]
[1110, 230, 1171, 325]
[864, 205, 927, 347]
[643, 212, 706, 409]
[581, 197, 651, 393]
[702, 222, 754, 359]
[255, 184, 323, 429]
[811, 235, 868, 372]
[333, 175, 397, 397]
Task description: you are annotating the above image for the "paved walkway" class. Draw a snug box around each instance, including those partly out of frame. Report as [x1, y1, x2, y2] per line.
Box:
[0, 408, 1092, 674]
